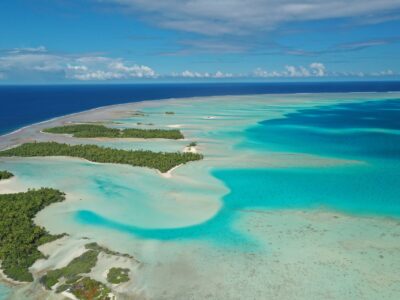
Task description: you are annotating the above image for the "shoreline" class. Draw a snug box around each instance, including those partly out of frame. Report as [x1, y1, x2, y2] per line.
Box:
[1, 90, 399, 141]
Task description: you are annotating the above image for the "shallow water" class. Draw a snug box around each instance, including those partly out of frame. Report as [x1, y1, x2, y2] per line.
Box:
[1, 93, 400, 299]
[2, 95, 399, 243]
[0, 283, 11, 300]
[220, 98, 400, 218]
[69, 98, 400, 244]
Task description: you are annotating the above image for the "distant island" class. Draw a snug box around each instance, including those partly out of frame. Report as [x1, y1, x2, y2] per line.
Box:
[43, 124, 184, 139]
[0, 142, 203, 173]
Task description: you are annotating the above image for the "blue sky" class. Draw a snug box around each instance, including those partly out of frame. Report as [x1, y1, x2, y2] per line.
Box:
[1, 0, 400, 83]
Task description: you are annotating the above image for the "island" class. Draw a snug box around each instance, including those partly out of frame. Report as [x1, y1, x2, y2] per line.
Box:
[40, 242, 136, 299]
[0, 170, 13, 180]
[43, 124, 184, 139]
[0, 142, 203, 173]
[106, 268, 130, 284]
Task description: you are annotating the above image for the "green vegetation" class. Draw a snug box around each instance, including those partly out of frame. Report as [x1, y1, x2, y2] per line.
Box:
[0, 170, 13, 180]
[0, 142, 203, 173]
[43, 124, 184, 139]
[41, 243, 134, 298]
[130, 111, 146, 117]
[0, 188, 65, 282]
[70, 277, 111, 300]
[85, 242, 133, 259]
[188, 142, 197, 147]
[107, 268, 130, 284]
[41, 250, 99, 289]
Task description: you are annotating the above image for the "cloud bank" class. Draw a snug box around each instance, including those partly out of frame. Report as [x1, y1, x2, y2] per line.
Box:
[0, 48, 157, 82]
[0, 48, 396, 82]
[102, 0, 400, 35]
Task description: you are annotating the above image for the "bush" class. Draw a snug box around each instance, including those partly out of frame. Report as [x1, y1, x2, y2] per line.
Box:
[41, 250, 99, 289]
[107, 267, 130, 284]
[0, 170, 13, 180]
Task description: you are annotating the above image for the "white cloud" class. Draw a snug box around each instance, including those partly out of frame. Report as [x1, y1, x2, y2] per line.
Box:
[310, 62, 326, 76]
[70, 70, 124, 81]
[108, 61, 157, 78]
[66, 60, 158, 80]
[9, 46, 47, 54]
[0, 51, 157, 81]
[370, 69, 395, 76]
[67, 64, 88, 71]
[172, 70, 234, 78]
[0, 49, 397, 81]
[101, 1, 400, 35]
[253, 63, 326, 78]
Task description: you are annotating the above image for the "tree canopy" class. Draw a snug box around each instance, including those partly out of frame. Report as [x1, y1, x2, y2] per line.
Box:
[0, 188, 65, 281]
[0, 170, 13, 180]
[0, 142, 203, 173]
[43, 124, 184, 139]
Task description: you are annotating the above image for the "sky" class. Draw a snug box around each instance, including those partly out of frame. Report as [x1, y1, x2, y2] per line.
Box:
[1, 0, 400, 83]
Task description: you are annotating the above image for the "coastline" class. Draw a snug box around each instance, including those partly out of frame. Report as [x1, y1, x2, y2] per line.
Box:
[1, 90, 399, 142]
[1, 92, 400, 299]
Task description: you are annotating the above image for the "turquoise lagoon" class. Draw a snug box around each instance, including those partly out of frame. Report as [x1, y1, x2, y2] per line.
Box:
[1, 95, 400, 246]
[226, 99, 400, 216]
[72, 97, 400, 244]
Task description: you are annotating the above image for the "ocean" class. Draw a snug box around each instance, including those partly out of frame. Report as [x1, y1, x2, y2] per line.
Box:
[1, 81, 400, 135]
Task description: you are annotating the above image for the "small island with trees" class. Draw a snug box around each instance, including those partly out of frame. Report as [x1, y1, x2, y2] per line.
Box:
[40, 242, 136, 299]
[106, 267, 130, 284]
[43, 124, 184, 139]
[0, 142, 203, 173]
[0, 170, 14, 180]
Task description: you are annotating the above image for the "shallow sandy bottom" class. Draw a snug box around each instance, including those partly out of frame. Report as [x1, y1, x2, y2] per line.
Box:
[135, 210, 400, 299]
[1, 93, 400, 299]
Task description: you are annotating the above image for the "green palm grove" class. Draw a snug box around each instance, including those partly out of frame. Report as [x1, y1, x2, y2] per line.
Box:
[0, 142, 203, 173]
[43, 124, 184, 139]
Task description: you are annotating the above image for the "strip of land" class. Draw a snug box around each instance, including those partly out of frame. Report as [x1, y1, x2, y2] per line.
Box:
[0, 142, 203, 173]
[43, 124, 184, 139]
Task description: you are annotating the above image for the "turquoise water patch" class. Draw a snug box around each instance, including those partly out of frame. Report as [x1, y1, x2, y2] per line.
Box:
[72, 98, 400, 243]
[75, 208, 253, 247]
[75, 161, 400, 243]
[0, 284, 11, 300]
[212, 165, 400, 218]
[242, 99, 400, 161]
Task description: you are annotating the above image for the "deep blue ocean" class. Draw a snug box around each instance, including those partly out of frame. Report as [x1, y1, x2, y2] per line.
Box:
[1, 81, 400, 134]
